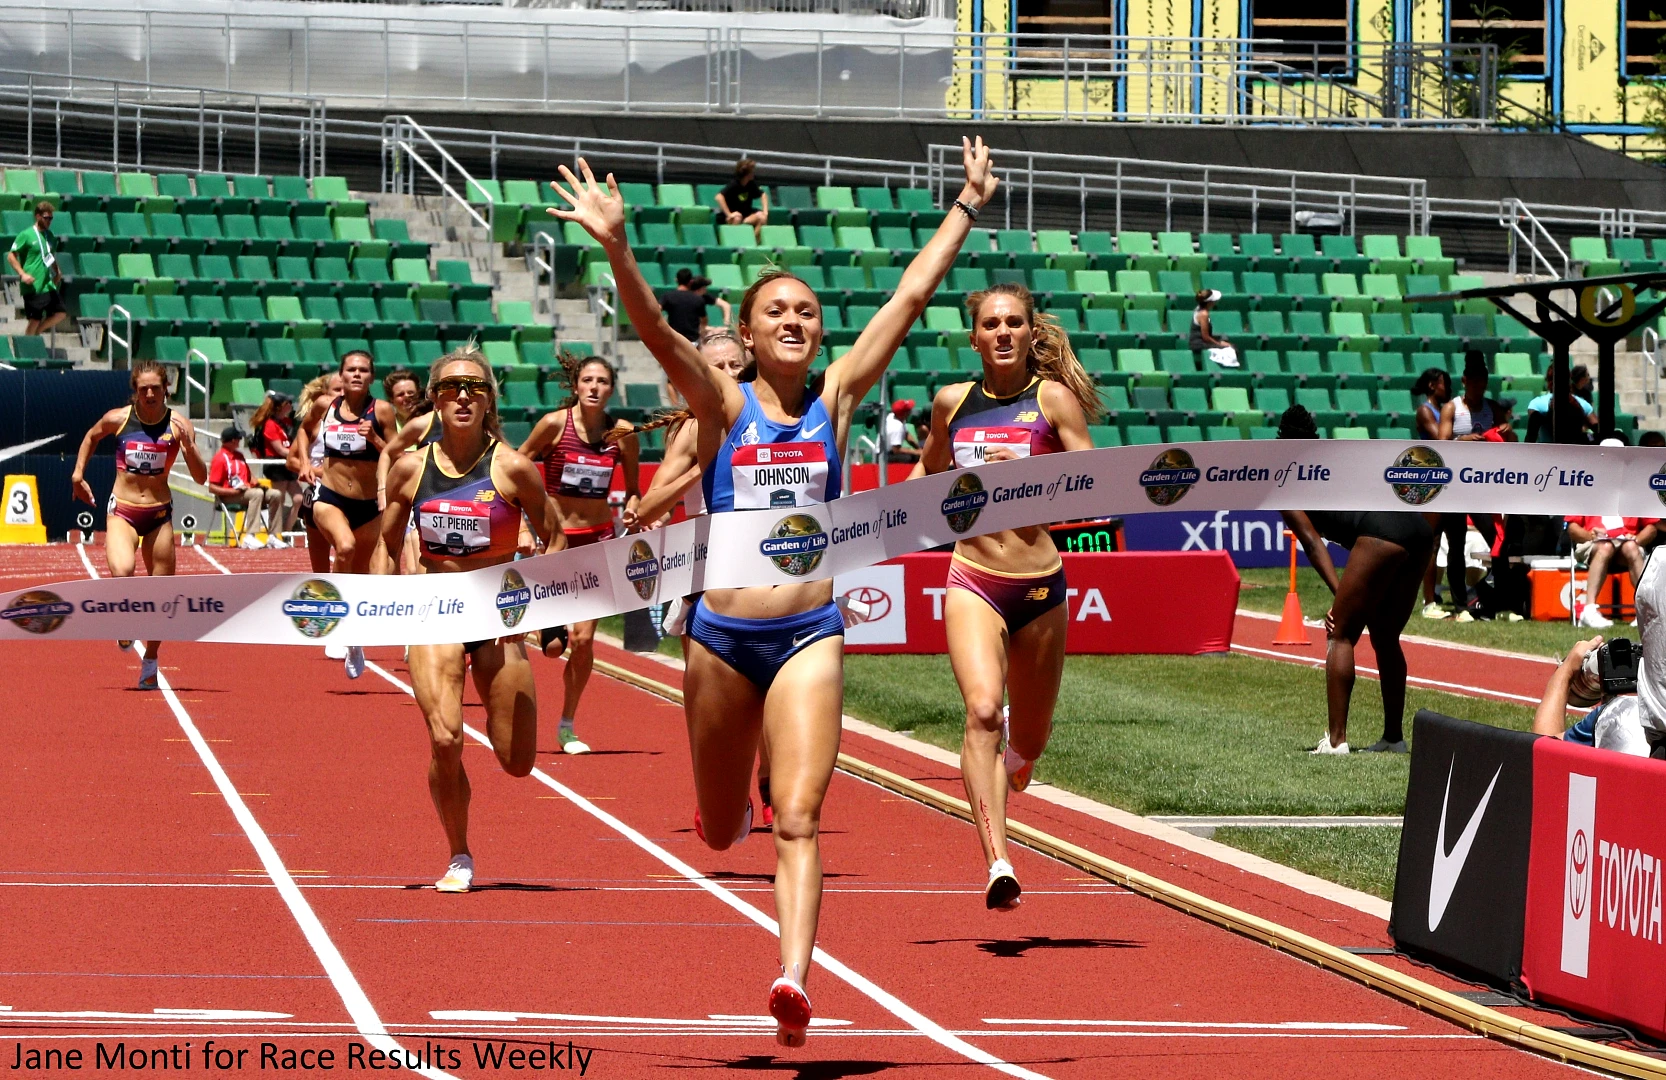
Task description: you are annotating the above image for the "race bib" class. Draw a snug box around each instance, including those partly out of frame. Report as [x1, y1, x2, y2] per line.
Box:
[36, 229, 54, 269]
[729, 441, 829, 510]
[123, 444, 168, 475]
[560, 452, 615, 497]
[323, 423, 367, 455]
[952, 426, 1034, 469]
[417, 498, 491, 557]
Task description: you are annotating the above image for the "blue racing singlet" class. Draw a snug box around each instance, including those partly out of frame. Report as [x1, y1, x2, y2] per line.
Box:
[703, 383, 842, 512]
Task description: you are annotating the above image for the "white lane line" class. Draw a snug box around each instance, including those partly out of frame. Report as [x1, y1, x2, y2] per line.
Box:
[364, 659, 1052, 1080]
[983, 1018, 1402, 1031]
[194, 545, 232, 575]
[1237, 608, 1560, 666]
[432, 1009, 851, 1028]
[1230, 643, 1543, 705]
[75, 542, 100, 579]
[149, 551, 454, 1078]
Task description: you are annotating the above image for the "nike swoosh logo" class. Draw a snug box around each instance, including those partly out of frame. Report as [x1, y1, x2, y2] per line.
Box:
[801, 422, 827, 440]
[1428, 759, 1502, 932]
[791, 632, 818, 648]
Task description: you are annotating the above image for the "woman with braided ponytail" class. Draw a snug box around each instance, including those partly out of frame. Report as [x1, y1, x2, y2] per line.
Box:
[518, 351, 640, 754]
[913, 282, 1097, 911]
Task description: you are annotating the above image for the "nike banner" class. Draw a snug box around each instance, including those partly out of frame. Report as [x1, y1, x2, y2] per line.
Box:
[1391, 710, 1538, 988]
[1521, 737, 1666, 1039]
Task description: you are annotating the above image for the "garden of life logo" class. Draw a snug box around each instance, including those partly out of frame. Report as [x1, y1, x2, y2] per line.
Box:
[941, 472, 988, 534]
[282, 579, 348, 639]
[1139, 448, 1200, 507]
[626, 539, 661, 601]
[1, 589, 72, 635]
[496, 567, 530, 629]
[1385, 445, 1452, 506]
[1651, 463, 1666, 509]
[761, 513, 829, 577]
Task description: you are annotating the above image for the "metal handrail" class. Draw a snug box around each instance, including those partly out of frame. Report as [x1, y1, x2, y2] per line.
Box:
[1500, 198, 1570, 280]
[105, 303, 132, 372]
[527, 230, 560, 325]
[184, 348, 211, 424]
[382, 115, 496, 275]
[595, 274, 621, 357]
[1644, 327, 1661, 408]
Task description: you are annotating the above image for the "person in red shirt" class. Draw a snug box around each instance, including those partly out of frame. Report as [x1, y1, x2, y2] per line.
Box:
[209, 427, 280, 549]
[1567, 514, 1659, 627]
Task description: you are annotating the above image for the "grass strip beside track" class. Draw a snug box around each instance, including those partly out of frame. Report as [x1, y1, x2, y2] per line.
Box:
[588, 655, 1666, 1080]
[1211, 826, 1405, 900]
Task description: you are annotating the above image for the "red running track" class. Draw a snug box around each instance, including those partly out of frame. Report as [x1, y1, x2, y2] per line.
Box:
[0, 543, 1587, 1078]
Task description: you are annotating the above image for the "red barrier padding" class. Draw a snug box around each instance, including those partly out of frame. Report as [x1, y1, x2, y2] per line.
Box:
[837, 551, 1239, 655]
[1522, 737, 1666, 1038]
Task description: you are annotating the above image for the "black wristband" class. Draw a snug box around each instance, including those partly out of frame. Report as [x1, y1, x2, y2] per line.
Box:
[953, 199, 980, 221]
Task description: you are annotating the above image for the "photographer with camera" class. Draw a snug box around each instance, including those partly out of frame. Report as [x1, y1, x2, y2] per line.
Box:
[1533, 634, 1660, 757]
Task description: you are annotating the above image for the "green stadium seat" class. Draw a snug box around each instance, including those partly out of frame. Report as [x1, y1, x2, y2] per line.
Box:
[1405, 234, 1455, 277]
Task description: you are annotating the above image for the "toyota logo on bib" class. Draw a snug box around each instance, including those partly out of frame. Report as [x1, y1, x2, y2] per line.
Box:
[842, 585, 891, 622]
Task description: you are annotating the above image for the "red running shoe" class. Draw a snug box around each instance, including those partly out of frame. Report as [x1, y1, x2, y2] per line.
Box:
[760, 803, 774, 828]
[768, 974, 812, 1047]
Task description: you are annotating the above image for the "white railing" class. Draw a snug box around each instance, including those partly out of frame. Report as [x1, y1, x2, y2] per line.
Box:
[1644, 327, 1661, 408]
[381, 115, 496, 274]
[1499, 199, 1572, 280]
[527, 229, 561, 324]
[105, 303, 132, 372]
[183, 348, 212, 424]
[3, 9, 1497, 125]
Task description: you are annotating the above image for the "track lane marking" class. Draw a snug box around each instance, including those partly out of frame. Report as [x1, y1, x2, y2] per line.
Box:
[120, 550, 457, 1079]
[1230, 643, 1544, 705]
[362, 659, 1054, 1080]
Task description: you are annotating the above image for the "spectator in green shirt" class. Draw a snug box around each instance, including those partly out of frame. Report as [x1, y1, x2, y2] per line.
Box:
[7, 201, 66, 335]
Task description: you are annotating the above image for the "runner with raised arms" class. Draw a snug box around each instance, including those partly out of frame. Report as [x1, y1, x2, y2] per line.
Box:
[70, 360, 210, 689]
[550, 138, 998, 1046]
[518, 353, 640, 754]
[911, 282, 1097, 910]
[379, 347, 559, 894]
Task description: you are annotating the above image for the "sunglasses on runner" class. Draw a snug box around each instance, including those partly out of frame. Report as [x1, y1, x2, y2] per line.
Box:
[433, 375, 492, 398]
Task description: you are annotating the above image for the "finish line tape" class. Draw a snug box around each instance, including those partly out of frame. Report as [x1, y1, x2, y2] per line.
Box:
[2, 440, 1657, 646]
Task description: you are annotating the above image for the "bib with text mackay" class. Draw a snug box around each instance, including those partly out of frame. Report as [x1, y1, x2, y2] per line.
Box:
[952, 426, 1036, 469]
[729, 442, 830, 509]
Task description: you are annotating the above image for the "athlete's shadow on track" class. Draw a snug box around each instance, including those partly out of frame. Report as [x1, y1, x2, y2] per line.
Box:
[395, 882, 596, 893]
[913, 935, 1142, 958]
[536, 749, 663, 757]
[708, 1058, 892, 1077]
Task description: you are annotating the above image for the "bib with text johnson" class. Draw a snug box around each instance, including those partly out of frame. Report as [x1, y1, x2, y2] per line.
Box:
[323, 423, 367, 455]
[953, 427, 1034, 469]
[122, 444, 169, 475]
[730, 442, 830, 509]
[418, 497, 492, 557]
[560, 452, 615, 497]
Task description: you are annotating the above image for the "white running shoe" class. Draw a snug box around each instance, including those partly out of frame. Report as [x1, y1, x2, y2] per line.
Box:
[344, 645, 365, 680]
[239, 534, 266, 549]
[138, 658, 159, 690]
[768, 973, 812, 1048]
[1311, 735, 1350, 755]
[1360, 739, 1409, 754]
[325, 643, 347, 660]
[266, 535, 290, 549]
[1421, 601, 1452, 620]
[985, 858, 1022, 911]
[559, 721, 590, 755]
[1580, 603, 1614, 629]
[435, 854, 474, 894]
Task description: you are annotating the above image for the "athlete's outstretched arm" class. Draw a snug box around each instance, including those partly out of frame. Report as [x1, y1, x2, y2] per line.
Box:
[502, 448, 559, 551]
[376, 414, 430, 510]
[548, 162, 742, 430]
[629, 420, 700, 529]
[70, 408, 124, 505]
[378, 453, 420, 571]
[914, 383, 964, 478]
[825, 137, 998, 412]
[518, 409, 564, 461]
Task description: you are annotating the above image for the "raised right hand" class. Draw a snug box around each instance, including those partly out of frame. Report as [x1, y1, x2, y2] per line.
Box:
[547, 158, 627, 247]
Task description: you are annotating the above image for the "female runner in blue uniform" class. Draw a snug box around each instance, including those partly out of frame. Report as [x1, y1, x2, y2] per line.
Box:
[519, 354, 640, 754]
[71, 359, 209, 689]
[295, 350, 398, 679]
[912, 283, 1097, 909]
[551, 139, 998, 1046]
[379, 347, 558, 893]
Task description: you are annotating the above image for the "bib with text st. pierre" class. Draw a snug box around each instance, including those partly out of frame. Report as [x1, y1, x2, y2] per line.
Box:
[729, 442, 829, 509]
[953, 427, 1035, 469]
[418, 497, 492, 557]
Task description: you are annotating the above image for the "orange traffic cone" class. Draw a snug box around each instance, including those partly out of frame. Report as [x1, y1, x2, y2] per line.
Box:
[1273, 590, 1312, 645]
[1272, 529, 1313, 646]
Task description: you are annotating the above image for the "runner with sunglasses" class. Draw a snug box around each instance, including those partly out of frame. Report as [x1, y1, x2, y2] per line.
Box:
[379, 349, 558, 894]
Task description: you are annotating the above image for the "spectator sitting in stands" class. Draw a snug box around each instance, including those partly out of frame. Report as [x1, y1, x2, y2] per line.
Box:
[1533, 634, 1659, 757]
[1568, 503, 1658, 630]
[659, 268, 710, 343]
[884, 399, 922, 463]
[6, 201, 66, 338]
[1188, 289, 1237, 368]
[209, 427, 280, 550]
[716, 158, 769, 239]
[1525, 366, 1596, 443]
[1642, 430, 1666, 448]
